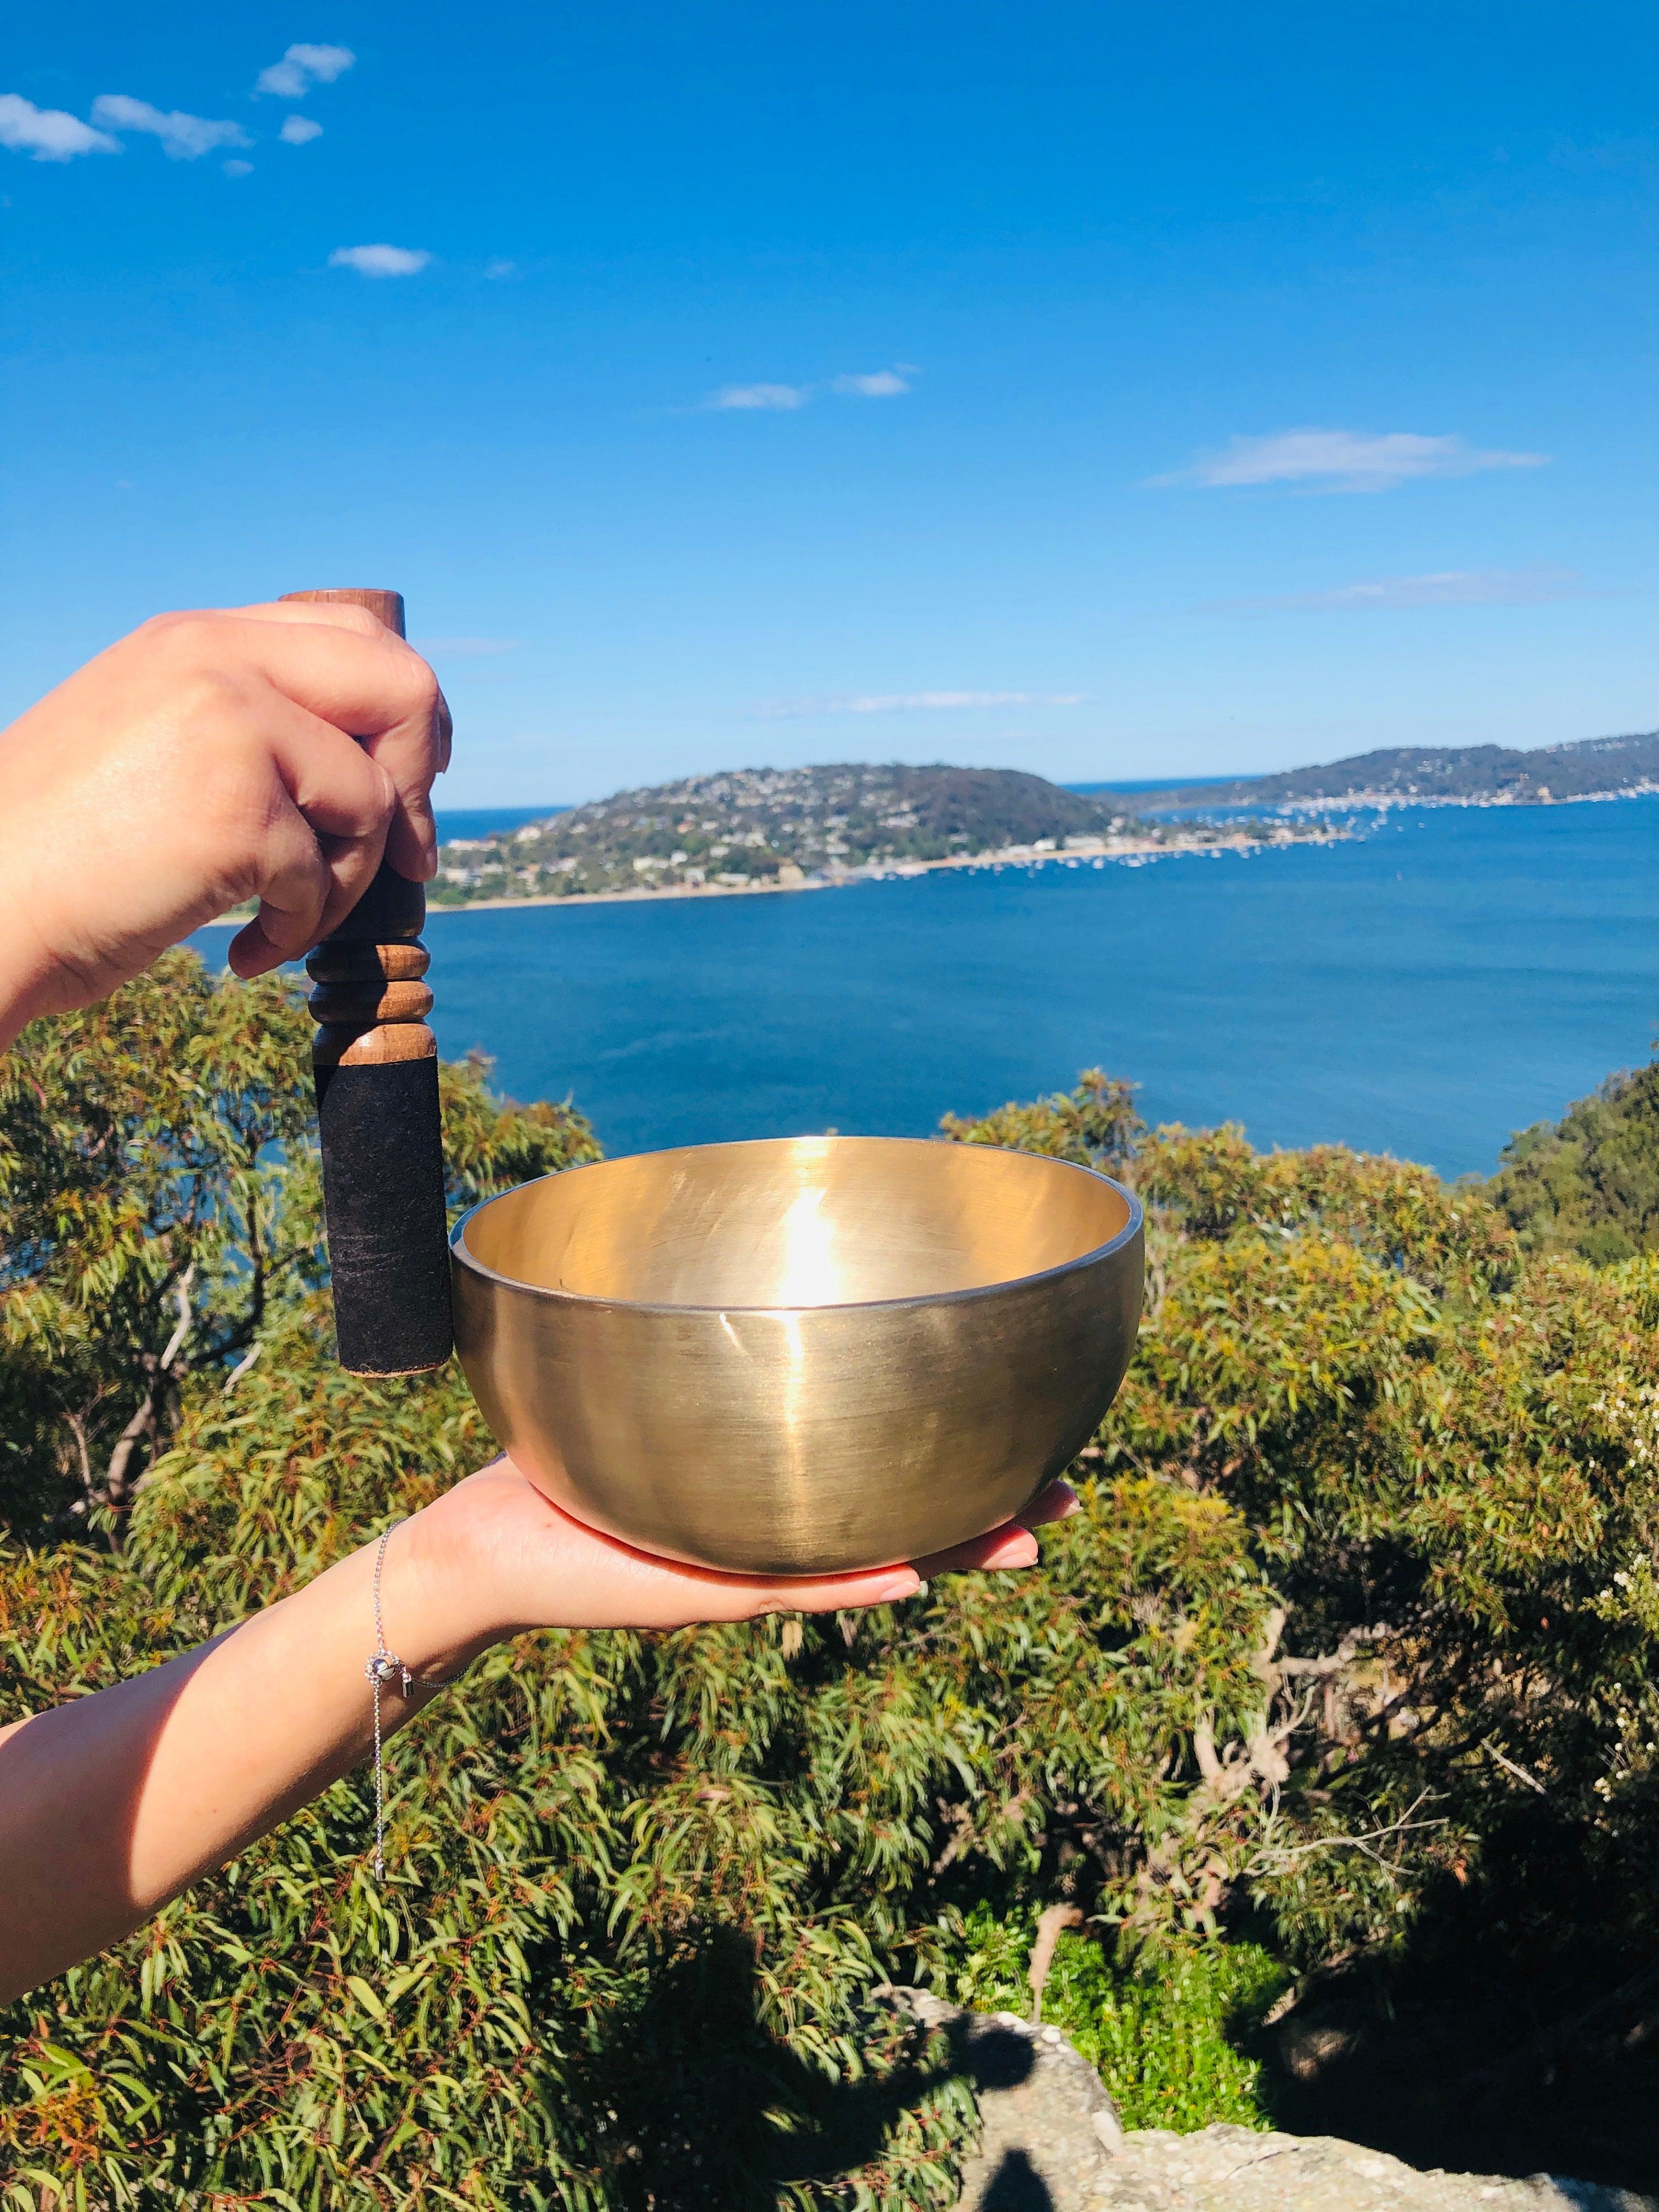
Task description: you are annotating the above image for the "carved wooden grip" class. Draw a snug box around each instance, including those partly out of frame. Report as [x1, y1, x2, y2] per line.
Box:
[282, 588, 453, 1376]
[306, 866, 435, 1068]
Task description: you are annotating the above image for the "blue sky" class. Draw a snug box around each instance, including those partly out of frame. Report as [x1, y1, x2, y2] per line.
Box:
[3, 3, 1654, 804]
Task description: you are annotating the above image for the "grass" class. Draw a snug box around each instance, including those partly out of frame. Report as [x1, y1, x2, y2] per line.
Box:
[932, 1906, 1289, 2134]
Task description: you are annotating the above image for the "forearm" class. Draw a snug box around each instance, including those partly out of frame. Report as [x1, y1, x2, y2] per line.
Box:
[0, 1459, 1042, 2004]
[0, 1519, 485, 2003]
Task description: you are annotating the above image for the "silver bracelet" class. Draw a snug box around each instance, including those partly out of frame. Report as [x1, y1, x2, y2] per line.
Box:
[364, 1521, 464, 1880]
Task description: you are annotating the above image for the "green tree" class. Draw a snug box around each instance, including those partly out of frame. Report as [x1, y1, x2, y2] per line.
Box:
[1488, 1059, 1659, 1264]
[0, 953, 317, 1539]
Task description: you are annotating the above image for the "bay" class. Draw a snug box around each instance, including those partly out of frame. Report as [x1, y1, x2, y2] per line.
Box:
[400, 797, 1659, 1178]
[435, 804, 567, 842]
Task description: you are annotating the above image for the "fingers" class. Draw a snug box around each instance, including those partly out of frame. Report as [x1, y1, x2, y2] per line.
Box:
[750, 1565, 924, 1615]
[267, 706, 398, 935]
[232, 599, 399, 637]
[220, 699, 400, 974]
[913, 1525, 1038, 1576]
[635, 1563, 927, 1623]
[580, 1522, 926, 1623]
[267, 704, 399, 845]
[225, 808, 334, 976]
[909, 1482, 1079, 1578]
[592, 1481, 1077, 1618]
[216, 608, 449, 881]
[1023, 1479, 1082, 1528]
[701, 1489, 1076, 1614]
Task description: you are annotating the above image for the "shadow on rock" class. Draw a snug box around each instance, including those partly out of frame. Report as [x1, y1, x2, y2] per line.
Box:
[980, 2149, 1057, 2210]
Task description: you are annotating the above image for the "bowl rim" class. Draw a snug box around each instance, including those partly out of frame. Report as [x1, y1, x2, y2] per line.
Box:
[449, 1133, 1144, 1319]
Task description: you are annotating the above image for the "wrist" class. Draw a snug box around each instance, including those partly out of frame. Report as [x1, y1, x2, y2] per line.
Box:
[393, 1487, 517, 1673]
[0, 845, 63, 1051]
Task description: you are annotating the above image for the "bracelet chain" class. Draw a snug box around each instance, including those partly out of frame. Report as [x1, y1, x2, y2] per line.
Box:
[364, 1520, 464, 1880]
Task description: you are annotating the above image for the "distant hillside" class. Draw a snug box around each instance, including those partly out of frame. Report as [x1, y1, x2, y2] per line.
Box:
[1136, 729, 1659, 811]
[432, 763, 1141, 903]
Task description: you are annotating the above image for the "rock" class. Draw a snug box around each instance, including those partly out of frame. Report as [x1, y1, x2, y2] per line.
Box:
[1090, 2124, 1659, 2212]
[882, 1987, 1123, 2210]
[877, 1993, 1659, 2212]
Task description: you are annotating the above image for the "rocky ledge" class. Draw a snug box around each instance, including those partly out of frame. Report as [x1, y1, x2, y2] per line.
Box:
[881, 1991, 1657, 2212]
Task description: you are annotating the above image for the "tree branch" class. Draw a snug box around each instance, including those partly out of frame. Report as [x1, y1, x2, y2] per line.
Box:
[1028, 1903, 1084, 2021]
[103, 1383, 159, 1527]
[158, 1263, 194, 1375]
[222, 1341, 263, 1393]
[1481, 1739, 1549, 1798]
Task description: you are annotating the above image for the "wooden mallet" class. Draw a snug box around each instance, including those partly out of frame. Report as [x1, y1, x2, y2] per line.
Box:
[281, 588, 452, 1376]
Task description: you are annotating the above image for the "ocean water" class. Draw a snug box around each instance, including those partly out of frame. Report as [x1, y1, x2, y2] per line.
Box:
[194, 799, 1659, 1178]
[397, 798, 1659, 1178]
[436, 804, 566, 842]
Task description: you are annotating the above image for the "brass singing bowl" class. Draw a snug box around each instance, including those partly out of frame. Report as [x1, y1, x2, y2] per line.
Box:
[451, 1136, 1144, 1577]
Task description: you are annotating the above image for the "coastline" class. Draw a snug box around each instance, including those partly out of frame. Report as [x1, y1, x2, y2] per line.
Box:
[191, 782, 1659, 932]
[1230, 781, 1659, 817]
[194, 823, 1338, 928]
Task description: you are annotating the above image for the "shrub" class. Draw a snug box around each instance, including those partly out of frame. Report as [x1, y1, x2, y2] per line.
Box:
[938, 1907, 1286, 2132]
[5, 988, 1659, 2200]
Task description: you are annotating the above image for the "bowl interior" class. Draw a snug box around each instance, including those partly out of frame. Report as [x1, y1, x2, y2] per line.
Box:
[458, 1136, 1131, 1311]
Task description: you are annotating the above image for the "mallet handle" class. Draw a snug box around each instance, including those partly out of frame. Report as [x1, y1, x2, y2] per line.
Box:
[282, 588, 452, 1376]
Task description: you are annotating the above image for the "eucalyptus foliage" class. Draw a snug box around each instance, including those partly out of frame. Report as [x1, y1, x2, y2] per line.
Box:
[5, 974, 1659, 2202]
[1489, 1058, 1659, 1265]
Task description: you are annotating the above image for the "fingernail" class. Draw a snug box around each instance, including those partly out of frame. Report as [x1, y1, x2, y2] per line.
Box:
[879, 1571, 922, 1601]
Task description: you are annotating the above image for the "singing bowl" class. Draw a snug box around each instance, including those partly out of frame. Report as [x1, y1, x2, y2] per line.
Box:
[450, 1135, 1144, 1577]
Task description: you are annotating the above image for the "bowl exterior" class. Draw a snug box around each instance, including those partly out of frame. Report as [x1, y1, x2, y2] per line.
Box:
[452, 1198, 1144, 1577]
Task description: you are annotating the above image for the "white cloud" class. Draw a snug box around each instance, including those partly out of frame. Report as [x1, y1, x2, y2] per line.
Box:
[414, 636, 522, 657]
[761, 690, 1085, 716]
[483, 256, 516, 278]
[223, 158, 253, 177]
[1152, 426, 1549, 495]
[708, 381, 809, 410]
[91, 93, 249, 161]
[698, 363, 917, 410]
[256, 43, 356, 98]
[832, 368, 911, 397]
[1215, 566, 1589, 613]
[279, 115, 323, 145]
[0, 93, 120, 161]
[840, 690, 1084, 712]
[329, 242, 431, 276]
